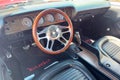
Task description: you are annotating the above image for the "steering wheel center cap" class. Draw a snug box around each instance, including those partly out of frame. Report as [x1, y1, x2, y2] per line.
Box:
[47, 25, 61, 40]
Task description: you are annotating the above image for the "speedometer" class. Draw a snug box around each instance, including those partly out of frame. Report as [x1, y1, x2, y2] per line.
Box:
[38, 17, 44, 25]
[22, 17, 32, 28]
[46, 14, 54, 22]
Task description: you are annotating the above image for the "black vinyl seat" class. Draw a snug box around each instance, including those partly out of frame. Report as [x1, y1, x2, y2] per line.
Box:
[94, 36, 120, 63]
[34, 60, 96, 80]
[94, 36, 120, 77]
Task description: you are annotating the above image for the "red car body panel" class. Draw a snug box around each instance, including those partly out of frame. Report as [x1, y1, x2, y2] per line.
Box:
[0, 0, 27, 6]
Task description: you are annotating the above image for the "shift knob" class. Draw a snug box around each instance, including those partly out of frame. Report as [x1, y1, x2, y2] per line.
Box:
[74, 32, 81, 45]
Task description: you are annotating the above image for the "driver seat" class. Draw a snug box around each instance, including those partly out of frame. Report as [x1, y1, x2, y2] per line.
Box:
[34, 60, 95, 80]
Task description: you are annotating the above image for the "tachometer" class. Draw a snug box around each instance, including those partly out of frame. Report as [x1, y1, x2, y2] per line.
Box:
[46, 14, 54, 22]
[22, 17, 32, 28]
[57, 13, 64, 20]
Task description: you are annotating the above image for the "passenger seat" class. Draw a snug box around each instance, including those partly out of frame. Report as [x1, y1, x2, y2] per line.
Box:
[94, 36, 120, 77]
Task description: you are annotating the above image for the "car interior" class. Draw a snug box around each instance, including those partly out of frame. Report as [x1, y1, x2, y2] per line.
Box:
[1, 0, 120, 80]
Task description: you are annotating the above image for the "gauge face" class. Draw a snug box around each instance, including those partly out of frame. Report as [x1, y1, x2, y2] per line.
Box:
[22, 17, 32, 27]
[57, 13, 64, 20]
[46, 14, 54, 22]
[38, 17, 44, 25]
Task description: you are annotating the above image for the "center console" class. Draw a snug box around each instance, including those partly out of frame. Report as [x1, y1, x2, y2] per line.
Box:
[76, 41, 119, 80]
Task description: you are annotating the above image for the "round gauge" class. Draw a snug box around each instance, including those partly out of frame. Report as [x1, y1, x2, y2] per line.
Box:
[57, 13, 64, 20]
[46, 14, 54, 22]
[38, 17, 44, 25]
[22, 17, 32, 27]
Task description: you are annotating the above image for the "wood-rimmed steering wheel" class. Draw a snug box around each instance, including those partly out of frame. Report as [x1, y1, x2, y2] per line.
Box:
[32, 9, 73, 54]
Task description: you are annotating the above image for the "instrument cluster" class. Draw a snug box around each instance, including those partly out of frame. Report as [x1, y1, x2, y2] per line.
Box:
[4, 13, 65, 34]
[4, 7, 74, 35]
[4, 12, 65, 35]
[22, 13, 65, 27]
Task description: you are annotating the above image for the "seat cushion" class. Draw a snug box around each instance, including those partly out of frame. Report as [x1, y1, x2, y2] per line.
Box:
[34, 60, 96, 80]
[51, 68, 88, 80]
[94, 36, 120, 63]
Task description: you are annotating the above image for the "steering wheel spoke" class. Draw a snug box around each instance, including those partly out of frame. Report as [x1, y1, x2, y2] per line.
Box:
[37, 28, 48, 41]
[59, 25, 70, 34]
[45, 39, 54, 51]
[62, 36, 68, 42]
[37, 28, 48, 35]
[46, 39, 50, 49]
[58, 39, 66, 46]
[62, 30, 70, 34]
[38, 36, 47, 40]
[50, 40, 54, 50]
[58, 36, 68, 46]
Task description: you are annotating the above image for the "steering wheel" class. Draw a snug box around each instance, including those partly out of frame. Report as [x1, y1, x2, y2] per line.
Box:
[32, 9, 73, 54]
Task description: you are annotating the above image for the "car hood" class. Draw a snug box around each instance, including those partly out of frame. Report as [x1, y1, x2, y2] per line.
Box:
[0, 0, 27, 6]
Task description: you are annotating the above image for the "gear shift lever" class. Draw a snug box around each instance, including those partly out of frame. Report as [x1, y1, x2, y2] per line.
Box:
[65, 31, 82, 59]
[66, 32, 82, 59]
[74, 32, 81, 46]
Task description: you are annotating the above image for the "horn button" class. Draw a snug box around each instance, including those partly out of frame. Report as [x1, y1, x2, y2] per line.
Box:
[47, 25, 61, 40]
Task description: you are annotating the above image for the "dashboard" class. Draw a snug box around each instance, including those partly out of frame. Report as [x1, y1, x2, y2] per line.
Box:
[0, 0, 110, 36]
[4, 7, 74, 35]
